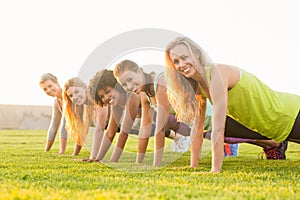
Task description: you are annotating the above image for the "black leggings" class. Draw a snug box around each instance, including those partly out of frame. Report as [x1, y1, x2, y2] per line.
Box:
[225, 116, 271, 140]
[286, 111, 300, 140]
[225, 111, 300, 140]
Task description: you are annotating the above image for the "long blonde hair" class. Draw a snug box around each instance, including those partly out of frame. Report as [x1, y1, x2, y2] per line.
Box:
[63, 77, 94, 146]
[165, 37, 213, 124]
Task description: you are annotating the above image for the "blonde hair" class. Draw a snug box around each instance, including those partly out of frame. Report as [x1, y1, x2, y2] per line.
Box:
[165, 37, 213, 124]
[63, 77, 94, 146]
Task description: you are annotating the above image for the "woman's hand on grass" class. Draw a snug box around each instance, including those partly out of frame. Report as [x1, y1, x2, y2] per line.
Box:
[81, 158, 97, 162]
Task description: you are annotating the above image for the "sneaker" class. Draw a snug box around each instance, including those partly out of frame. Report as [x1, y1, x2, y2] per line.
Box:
[171, 136, 190, 153]
[259, 141, 288, 160]
[276, 140, 288, 159]
[224, 143, 239, 157]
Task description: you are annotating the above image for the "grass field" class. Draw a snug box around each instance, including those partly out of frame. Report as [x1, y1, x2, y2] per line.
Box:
[0, 130, 300, 200]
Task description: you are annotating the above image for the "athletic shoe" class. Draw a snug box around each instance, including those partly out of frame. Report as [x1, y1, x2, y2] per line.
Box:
[224, 143, 239, 157]
[276, 140, 288, 159]
[171, 136, 190, 153]
[259, 141, 288, 160]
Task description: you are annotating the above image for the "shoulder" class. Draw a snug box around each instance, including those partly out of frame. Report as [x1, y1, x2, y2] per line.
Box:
[127, 92, 141, 106]
[156, 72, 165, 82]
[211, 64, 240, 79]
[52, 99, 61, 110]
[95, 105, 108, 114]
[210, 64, 241, 89]
[155, 73, 167, 92]
[211, 64, 238, 72]
[127, 92, 140, 101]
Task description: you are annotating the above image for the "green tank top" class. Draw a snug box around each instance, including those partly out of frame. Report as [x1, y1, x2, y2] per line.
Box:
[205, 65, 300, 142]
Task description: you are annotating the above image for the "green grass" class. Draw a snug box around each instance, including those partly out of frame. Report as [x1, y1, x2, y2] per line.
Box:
[0, 130, 300, 200]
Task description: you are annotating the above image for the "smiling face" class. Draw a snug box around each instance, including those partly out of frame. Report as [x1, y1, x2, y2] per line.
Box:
[169, 44, 197, 78]
[66, 86, 87, 105]
[97, 86, 121, 106]
[117, 68, 145, 94]
[40, 80, 61, 97]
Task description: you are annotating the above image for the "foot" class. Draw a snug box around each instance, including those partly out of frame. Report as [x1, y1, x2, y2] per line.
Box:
[260, 141, 288, 160]
[171, 136, 190, 152]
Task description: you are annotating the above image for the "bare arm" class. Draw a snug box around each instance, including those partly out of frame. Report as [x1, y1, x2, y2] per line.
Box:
[136, 93, 152, 163]
[190, 100, 206, 168]
[153, 76, 171, 166]
[110, 92, 140, 162]
[96, 105, 123, 161]
[88, 106, 108, 160]
[47, 100, 62, 141]
[120, 93, 140, 134]
[209, 65, 231, 173]
[45, 100, 63, 152]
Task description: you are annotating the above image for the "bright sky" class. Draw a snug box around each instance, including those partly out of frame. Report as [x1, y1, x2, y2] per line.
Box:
[1, 0, 299, 106]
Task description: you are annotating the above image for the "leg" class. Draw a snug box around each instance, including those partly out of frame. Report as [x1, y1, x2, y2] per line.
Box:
[150, 122, 173, 138]
[165, 114, 191, 136]
[165, 115, 191, 152]
[206, 116, 288, 159]
[246, 140, 280, 149]
[286, 111, 300, 142]
[224, 116, 288, 159]
[225, 116, 271, 139]
[205, 131, 280, 149]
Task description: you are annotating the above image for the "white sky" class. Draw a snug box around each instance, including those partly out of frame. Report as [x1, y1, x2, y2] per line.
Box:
[0, 0, 299, 106]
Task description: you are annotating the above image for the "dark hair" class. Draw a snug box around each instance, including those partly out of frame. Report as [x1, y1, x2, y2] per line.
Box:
[88, 69, 125, 106]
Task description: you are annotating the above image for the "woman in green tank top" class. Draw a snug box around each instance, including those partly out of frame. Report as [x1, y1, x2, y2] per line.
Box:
[114, 59, 290, 168]
[165, 36, 300, 173]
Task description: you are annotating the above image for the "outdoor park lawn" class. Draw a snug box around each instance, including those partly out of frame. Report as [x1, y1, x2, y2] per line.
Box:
[0, 130, 300, 200]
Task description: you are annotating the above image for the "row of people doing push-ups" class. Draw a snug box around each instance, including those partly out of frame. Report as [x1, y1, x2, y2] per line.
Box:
[39, 70, 243, 160]
[39, 36, 300, 173]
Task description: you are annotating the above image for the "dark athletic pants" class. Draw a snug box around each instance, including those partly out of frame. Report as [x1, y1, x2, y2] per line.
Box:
[225, 111, 300, 140]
